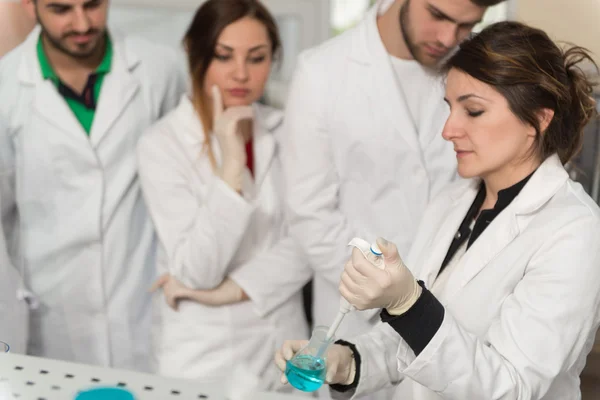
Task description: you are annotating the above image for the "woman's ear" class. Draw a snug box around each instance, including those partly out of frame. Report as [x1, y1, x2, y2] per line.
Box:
[537, 108, 555, 135]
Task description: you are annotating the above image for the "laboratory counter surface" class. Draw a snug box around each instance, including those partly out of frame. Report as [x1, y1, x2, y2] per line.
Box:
[0, 353, 309, 400]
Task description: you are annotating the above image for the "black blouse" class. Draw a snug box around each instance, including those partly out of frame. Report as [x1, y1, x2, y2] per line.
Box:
[334, 173, 537, 393]
[439, 172, 533, 274]
[383, 172, 535, 355]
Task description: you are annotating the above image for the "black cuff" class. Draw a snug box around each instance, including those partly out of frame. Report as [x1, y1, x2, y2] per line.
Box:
[329, 339, 361, 393]
[380, 280, 445, 356]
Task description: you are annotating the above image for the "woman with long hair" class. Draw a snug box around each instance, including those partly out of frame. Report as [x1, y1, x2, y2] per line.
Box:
[277, 21, 600, 399]
[138, 0, 308, 387]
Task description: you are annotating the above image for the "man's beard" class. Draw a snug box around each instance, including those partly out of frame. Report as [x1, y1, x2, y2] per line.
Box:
[398, 0, 442, 68]
[37, 13, 104, 60]
[399, 0, 421, 62]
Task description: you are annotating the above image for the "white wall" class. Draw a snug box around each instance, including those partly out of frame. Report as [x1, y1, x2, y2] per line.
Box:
[0, 1, 35, 58]
[514, 0, 600, 68]
[109, 0, 330, 107]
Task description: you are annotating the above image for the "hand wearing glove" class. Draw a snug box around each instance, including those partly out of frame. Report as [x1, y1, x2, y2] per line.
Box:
[340, 237, 422, 316]
[211, 85, 254, 193]
[274, 340, 356, 386]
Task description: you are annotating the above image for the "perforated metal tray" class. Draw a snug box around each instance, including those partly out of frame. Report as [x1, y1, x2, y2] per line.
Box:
[0, 353, 307, 400]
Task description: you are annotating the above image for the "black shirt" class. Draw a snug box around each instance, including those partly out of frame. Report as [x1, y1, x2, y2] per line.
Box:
[383, 172, 535, 355]
[334, 173, 537, 393]
[439, 172, 534, 273]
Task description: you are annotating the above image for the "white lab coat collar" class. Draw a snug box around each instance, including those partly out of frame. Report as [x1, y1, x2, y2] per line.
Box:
[421, 153, 569, 301]
[378, 0, 397, 16]
[176, 95, 282, 144]
[446, 154, 568, 214]
[17, 27, 142, 148]
[17, 26, 43, 85]
[175, 95, 281, 190]
[345, 1, 422, 152]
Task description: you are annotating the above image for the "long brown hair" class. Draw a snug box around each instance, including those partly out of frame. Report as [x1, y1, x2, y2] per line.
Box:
[443, 21, 598, 165]
[183, 0, 281, 167]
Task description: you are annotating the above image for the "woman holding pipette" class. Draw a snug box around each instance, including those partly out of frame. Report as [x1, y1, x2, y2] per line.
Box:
[276, 21, 600, 400]
[137, 0, 308, 388]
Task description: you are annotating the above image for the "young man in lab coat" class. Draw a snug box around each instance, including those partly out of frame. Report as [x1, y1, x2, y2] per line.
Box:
[228, 0, 504, 337]
[0, 0, 187, 371]
[277, 0, 505, 337]
[189, 0, 505, 348]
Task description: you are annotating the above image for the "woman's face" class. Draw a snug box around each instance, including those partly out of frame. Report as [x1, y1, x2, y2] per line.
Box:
[204, 16, 273, 108]
[442, 68, 539, 182]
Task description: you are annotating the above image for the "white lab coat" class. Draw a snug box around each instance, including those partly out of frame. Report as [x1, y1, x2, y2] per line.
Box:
[0, 27, 187, 369]
[0, 115, 28, 354]
[280, 0, 456, 340]
[137, 96, 308, 386]
[345, 154, 600, 400]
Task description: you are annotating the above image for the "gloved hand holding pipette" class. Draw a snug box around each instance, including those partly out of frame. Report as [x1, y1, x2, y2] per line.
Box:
[324, 238, 386, 341]
[276, 237, 422, 393]
[340, 237, 422, 315]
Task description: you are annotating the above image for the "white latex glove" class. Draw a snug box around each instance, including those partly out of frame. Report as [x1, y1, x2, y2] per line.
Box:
[211, 85, 254, 193]
[340, 237, 422, 316]
[274, 340, 356, 386]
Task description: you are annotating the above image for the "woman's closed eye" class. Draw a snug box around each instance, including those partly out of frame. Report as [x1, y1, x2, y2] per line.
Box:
[249, 55, 267, 64]
[214, 53, 231, 62]
[467, 109, 484, 117]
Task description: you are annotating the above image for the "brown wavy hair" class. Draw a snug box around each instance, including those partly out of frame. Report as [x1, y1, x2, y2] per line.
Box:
[443, 21, 598, 165]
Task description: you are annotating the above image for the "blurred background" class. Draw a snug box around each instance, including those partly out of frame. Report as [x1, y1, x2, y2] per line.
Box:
[1, 0, 600, 396]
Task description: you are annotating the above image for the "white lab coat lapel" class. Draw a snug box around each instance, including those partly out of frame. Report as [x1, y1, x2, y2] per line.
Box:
[441, 155, 569, 303]
[173, 98, 279, 193]
[349, 3, 420, 152]
[18, 28, 90, 147]
[175, 96, 216, 186]
[252, 104, 278, 189]
[416, 180, 479, 288]
[90, 34, 141, 147]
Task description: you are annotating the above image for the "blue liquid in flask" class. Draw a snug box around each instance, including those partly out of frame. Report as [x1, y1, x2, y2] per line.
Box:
[286, 354, 326, 392]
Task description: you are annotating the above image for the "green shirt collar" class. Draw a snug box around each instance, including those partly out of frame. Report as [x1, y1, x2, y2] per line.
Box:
[37, 33, 113, 82]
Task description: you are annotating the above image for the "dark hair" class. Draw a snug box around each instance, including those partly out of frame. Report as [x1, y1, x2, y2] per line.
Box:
[444, 21, 598, 165]
[183, 0, 281, 166]
[470, 0, 506, 6]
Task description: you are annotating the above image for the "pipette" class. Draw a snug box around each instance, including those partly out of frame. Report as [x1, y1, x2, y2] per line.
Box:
[287, 239, 385, 392]
[316, 238, 385, 359]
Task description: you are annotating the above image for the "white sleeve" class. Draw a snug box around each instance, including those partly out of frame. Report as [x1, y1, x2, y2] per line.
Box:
[0, 113, 16, 240]
[398, 217, 600, 399]
[330, 322, 404, 399]
[137, 133, 253, 289]
[230, 233, 312, 317]
[0, 115, 28, 353]
[281, 53, 364, 298]
[157, 47, 189, 118]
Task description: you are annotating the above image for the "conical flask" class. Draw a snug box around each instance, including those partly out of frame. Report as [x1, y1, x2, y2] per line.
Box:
[285, 325, 334, 392]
